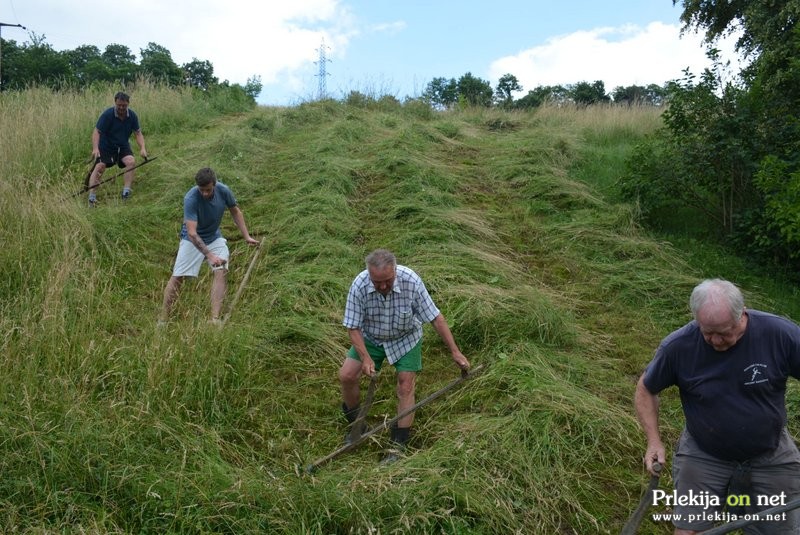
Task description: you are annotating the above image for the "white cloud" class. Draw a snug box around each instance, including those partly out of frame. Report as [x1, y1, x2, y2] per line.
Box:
[13, 0, 356, 94]
[489, 22, 743, 94]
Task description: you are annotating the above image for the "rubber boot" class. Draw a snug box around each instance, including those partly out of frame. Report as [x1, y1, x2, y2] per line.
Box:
[342, 402, 365, 445]
[381, 424, 410, 465]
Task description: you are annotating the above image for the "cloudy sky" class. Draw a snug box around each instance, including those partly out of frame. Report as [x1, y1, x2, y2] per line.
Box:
[0, 0, 743, 105]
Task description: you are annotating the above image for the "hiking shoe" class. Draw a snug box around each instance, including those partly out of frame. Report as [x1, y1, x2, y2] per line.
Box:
[121, 189, 131, 201]
[379, 446, 405, 465]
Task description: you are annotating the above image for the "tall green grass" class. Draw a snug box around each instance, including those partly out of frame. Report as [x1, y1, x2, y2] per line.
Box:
[1, 88, 797, 534]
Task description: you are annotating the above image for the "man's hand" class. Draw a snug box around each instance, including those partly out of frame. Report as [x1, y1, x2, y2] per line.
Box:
[207, 253, 226, 268]
[452, 350, 470, 371]
[361, 356, 376, 377]
[245, 236, 260, 246]
[643, 441, 666, 476]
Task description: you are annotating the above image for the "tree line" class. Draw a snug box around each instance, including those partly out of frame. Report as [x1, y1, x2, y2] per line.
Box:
[0, 33, 262, 99]
[1, 31, 667, 109]
[421, 72, 668, 109]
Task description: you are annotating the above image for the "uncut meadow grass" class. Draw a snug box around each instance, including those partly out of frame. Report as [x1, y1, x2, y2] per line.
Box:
[2, 87, 796, 534]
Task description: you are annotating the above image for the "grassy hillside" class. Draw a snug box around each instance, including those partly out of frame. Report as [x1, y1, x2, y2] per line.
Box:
[2, 85, 797, 534]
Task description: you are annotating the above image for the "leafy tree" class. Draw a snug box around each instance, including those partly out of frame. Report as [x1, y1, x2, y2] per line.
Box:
[182, 58, 217, 89]
[612, 84, 668, 106]
[65, 45, 109, 84]
[621, 62, 758, 233]
[0, 38, 22, 89]
[102, 43, 138, 82]
[2, 33, 70, 90]
[514, 85, 569, 109]
[495, 73, 522, 108]
[457, 72, 493, 107]
[569, 80, 610, 106]
[244, 75, 262, 100]
[423, 77, 458, 109]
[139, 42, 182, 86]
[677, 0, 800, 265]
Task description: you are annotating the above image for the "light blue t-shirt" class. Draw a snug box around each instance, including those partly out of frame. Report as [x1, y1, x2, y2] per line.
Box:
[180, 181, 237, 244]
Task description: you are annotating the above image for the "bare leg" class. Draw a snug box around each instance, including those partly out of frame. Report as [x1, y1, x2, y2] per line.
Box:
[121, 155, 135, 190]
[87, 162, 107, 199]
[210, 269, 227, 320]
[160, 276, 183, 321]
[396, 371, 417, 428]
[339, 357, 362, 410]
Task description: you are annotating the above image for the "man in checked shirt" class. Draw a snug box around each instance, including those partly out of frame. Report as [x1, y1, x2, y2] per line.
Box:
[339, 249, 470, 464]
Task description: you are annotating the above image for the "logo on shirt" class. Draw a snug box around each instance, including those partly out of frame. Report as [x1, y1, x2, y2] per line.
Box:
[743, 363, 769, 386]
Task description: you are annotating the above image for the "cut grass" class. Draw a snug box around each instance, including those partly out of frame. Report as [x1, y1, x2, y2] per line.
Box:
[1, 88, 797, 534]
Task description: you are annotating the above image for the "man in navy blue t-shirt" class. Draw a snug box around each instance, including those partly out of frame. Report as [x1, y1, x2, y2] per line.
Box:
[86, 92, 148, 206]
[635, 279, 800, 534]
[158, 167, 259, 325]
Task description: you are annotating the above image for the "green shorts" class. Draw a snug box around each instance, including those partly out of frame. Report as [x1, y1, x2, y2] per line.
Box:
[347, 339, 422, 372]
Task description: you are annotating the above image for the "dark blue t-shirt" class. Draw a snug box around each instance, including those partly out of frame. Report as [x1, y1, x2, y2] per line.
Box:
[180, 181, 237, 244]
[643, 310, 800, 461]
[95, 107, 141, 152]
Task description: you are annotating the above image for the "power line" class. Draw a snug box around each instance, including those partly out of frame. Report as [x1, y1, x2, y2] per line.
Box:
[314, 38, 331, 100]
[0, 21, 27, 91]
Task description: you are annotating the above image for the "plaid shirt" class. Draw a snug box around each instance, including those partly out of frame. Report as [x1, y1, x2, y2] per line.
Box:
[343, 265, 440, 364]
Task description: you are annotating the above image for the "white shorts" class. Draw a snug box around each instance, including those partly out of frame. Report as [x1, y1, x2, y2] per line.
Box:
[171, 238, 229, 277]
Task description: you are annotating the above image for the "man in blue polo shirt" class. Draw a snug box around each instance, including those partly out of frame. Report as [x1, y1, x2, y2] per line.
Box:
[158, 167, 259, 325]
[340, 249, 470, 463]
[635, 279, 800, 534]
[87, 92, 148, 207]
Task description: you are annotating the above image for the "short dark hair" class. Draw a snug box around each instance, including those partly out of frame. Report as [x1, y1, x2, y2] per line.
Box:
[114, 91, 130, 102]
[195, 167, 217, 187]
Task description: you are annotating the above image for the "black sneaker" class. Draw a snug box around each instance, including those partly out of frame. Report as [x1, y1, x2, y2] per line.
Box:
[88, 198, 97, 208]
[121, 189, 131, 200]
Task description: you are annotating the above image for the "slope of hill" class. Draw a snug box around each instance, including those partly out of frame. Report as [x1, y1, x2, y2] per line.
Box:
[2, 86, 796, 534]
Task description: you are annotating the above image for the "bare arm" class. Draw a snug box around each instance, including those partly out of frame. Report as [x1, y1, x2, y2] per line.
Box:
[134, 130, 147, 159]
[431, 313, 470, 370]
[229, 205, 259, 246]
[348, 328, 375, 376]
[91, 128, 101, 158]
[634, 373, 666, 474]
[185, 220, 224, 267]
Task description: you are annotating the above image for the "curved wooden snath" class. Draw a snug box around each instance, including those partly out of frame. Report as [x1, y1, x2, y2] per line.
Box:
[72, 156, 158, 197]
[222, 237, 265, 325]
[620, 462, 662, 535]
[306, 364, 485, 474]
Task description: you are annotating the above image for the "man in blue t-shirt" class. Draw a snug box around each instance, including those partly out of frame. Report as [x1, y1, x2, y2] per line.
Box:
[635, 279, 800, 534]
[86, 92, 148, 207]
[158, 167, 259, 325]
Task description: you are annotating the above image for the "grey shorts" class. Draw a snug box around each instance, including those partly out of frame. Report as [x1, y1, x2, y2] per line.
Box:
[671, 428, 800, 534]
[171, 237, 229, 277]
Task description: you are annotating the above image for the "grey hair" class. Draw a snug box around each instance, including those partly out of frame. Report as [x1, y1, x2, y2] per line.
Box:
[365, 249, 396, 270]
[689, 279, 744, 321]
